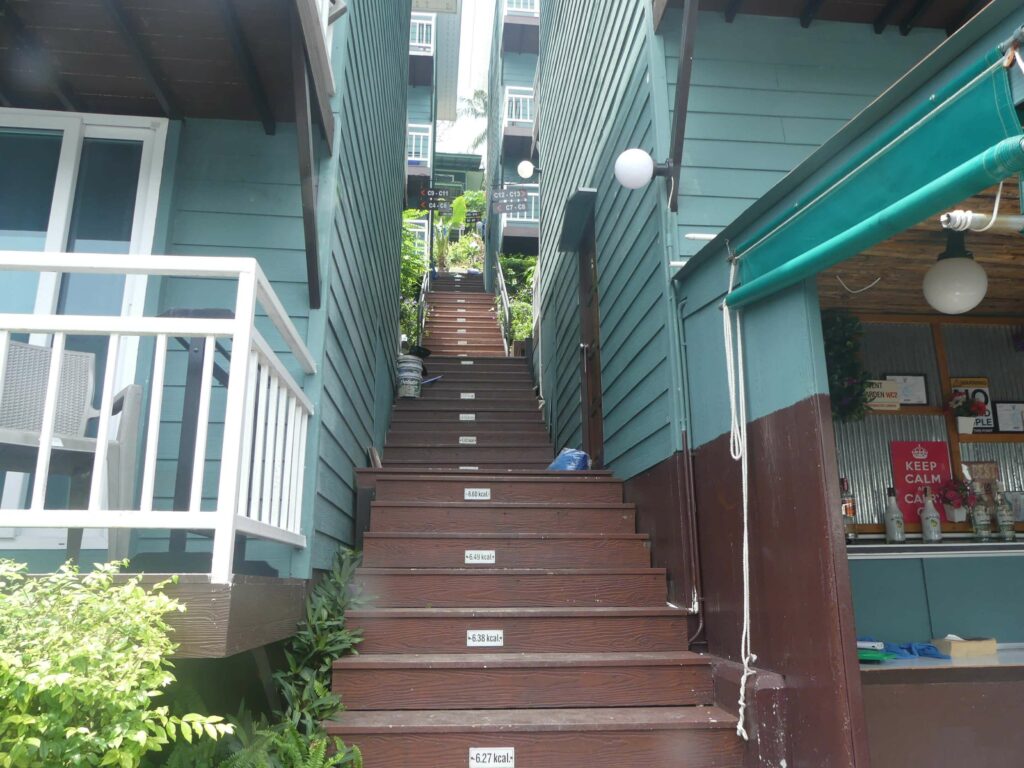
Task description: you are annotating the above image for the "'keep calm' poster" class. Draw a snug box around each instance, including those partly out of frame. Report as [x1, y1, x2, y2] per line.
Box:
[890, 441, 953, 522]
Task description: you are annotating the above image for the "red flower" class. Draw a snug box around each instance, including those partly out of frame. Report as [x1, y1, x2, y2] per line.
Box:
[970, 400, 987, 417]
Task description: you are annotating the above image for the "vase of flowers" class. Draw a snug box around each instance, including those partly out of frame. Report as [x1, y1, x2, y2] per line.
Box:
[949, 392, 986, 434]
[936, 478, 976, 523]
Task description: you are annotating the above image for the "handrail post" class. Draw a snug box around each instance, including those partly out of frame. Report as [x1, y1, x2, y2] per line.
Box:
[211, 268, 257, 583]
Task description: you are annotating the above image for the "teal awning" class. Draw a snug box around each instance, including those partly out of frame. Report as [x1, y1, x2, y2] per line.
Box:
[726, 48, 1023, 309]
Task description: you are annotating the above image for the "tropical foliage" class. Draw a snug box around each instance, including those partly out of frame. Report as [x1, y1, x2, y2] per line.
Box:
[0, 560, 231, 768]
[499, 254, 537, 343]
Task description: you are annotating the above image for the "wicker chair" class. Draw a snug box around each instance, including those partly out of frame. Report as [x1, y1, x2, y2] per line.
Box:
[0, 341, 142, 560]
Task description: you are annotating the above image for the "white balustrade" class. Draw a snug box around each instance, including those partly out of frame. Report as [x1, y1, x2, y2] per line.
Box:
[503, 183, 541, 225]
[504, 86, 535, 128]
[505, 0, 540, 16]
[407, 123, 433, 169]
[410, 12, 436, 55]
[0, 253, 314, 583]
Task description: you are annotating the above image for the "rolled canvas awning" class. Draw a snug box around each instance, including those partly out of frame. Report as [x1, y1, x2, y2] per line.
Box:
[725, 41, 1024, 309]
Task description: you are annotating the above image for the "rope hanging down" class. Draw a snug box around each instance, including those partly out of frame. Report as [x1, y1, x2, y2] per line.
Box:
[722, 248, 756, 740]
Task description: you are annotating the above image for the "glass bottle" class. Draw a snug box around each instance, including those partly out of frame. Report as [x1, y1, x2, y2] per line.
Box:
[993, 482, 1016, 542]
[840, 477, 857, 543]
[969, 481, 992, 542]
[919, 487, 943, 543]
[884, 487, 906, 544]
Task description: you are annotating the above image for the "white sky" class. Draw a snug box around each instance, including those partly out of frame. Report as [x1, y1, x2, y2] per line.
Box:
[436, 0, 496, 161]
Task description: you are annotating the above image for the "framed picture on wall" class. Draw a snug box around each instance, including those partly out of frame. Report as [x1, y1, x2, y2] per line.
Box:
[884, 374, 928, 405]
[950, 377, 994, 432]
[995, 402, 1024, 433]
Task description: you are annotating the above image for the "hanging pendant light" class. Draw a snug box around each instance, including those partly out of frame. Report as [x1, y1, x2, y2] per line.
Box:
[922, 230, 988, 315]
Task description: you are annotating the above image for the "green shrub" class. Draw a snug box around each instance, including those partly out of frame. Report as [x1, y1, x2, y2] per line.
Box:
[0, 560, 230, 768]
[217, 719, 360, 768]
[508, 299, 533, 342]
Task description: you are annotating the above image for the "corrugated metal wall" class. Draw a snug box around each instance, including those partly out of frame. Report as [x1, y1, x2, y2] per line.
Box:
[834, 321, 1024, 523]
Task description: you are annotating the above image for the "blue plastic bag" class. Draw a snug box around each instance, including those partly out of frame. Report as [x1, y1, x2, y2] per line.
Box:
[547, 448, 591, 471]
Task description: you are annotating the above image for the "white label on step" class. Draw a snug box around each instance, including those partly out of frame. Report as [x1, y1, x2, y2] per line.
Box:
[459, 466, 479, 470]
[459, 413, 476, 421]
[461, 392, 476, 400]
[458, 341, 468, 346]
[464, 487, 491, 500]
[457, 299, 466, 303]
[469, 748, 514, 767]
[458, 354, 469, 357]
[457, 318, 467, 322]
[461, 360, 474, 365]
[459, 435, 478, 445]
[457, 329, 467, 334]
[466, 629, 503, 646]
[458, 308, 467, 313]
[464, 550, 496, 565]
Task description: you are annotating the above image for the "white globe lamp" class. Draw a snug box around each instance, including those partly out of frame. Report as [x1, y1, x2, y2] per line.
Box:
[922, 232, 988, 315]
[614, 148, 656, 190]
[517, 160, 536, 179]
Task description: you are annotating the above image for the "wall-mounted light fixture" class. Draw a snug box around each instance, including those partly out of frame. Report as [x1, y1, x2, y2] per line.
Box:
[922, 230, 988, 315]
[517, 160, 540, 179]
[613, 149, 673, 190]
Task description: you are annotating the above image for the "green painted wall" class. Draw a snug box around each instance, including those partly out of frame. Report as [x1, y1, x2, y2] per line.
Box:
[536, 0, 683, 479]
[849, 557, 1024, 643]
[309, 0, 410, 568]
[666, 12, 945, 257]
[408, 85, 433, 124]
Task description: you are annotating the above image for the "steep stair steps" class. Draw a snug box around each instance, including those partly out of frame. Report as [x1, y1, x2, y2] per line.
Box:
[328, 281, 741, 765]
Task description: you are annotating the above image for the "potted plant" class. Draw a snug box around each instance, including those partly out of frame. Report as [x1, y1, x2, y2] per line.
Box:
[949, 392, 986, 434]
[936, 478, 976, 523]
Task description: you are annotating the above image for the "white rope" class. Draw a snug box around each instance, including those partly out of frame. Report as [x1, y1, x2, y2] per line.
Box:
[972, 180, 1004, 233]
[836, 275, 881, 295]
[721, 248, 756, 740]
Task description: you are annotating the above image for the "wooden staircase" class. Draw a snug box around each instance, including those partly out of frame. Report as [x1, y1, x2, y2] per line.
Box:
[328, 272, 742, 766]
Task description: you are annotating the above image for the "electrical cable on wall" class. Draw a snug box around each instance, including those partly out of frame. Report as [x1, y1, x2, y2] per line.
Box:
[721, 243, 756, 740]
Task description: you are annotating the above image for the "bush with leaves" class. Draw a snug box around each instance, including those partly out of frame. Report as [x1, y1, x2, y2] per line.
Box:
[822, 310, 871, 422]
[447, 233, 484, 272]
[500, 254, 536, 302]
[274, 550, 363, 735]
[0, 560, 231, 768]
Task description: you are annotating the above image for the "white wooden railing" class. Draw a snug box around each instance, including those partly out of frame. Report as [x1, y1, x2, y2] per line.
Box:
[407, 123, 433, 169]
[504, 86, 535, 128]
[503, 183, 541, 225]
[506, 0, 540, 16]
[410, 12, 436, 55]
[0, 253, 314, 583]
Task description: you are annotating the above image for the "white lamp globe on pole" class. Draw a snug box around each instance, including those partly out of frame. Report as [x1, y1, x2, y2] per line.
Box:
[614, 148, 656, 190]
[922, 231, 988, 315]
[517, 159, 536, 179]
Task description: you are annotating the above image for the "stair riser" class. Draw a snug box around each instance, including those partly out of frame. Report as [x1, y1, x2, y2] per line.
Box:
[417, 374, 534, 384]
[385, 434, 551, 447]
[333, 732, 743, 768]
[383, 447, 554, 462]
[389, 413, 544, 425]
[416, 391, 538, 402]
[362, 537, 649, 568]
[356, 573, 666, 607]
[369, 508, 634, 533]
[355, 615, 691, 654]
[384, 462, 552, 470]
[393, 402, 542, 413]
[336, 664, 712, 710]
[374, 478, 622, 504]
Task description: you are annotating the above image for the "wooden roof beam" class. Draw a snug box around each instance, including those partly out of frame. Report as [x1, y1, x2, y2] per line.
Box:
[291, 5, 321, 309]
[946, 0, 986, 35]
[328, 0, 348, 24]
[799, 0, 827, 28]
[100, 0, 181, 119]
[872, 0, 902, 33]
[218, 0, 276, 135]
[0, 0, 81, 111]
[292, 0, 335, 153]
[725, 0, 744, 23]
[899, 0, 938, 35]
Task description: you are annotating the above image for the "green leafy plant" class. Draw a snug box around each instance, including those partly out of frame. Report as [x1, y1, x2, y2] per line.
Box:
[499, 254, 536, 302]
[507, 299, 533, 342]
[274, 550, 363, 735]
[0, 560, 231, 768]
[447, 233, 484, 271]
[821, 310, 871, 422]
[217, 719, 360, 768]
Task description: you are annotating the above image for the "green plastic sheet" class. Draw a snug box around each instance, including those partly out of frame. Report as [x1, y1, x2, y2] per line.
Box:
[729, 51, 1021, 307]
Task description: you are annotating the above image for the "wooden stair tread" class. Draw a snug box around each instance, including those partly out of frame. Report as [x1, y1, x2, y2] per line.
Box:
[328, 706, 738, 733]
[360, 469, 616, 480]
[348, 605, 690, 618]
[357, 567, 666, 576]
[369, 500, 634, 509]
[363, 532, 647, 540]
[335, 651, 707, 669]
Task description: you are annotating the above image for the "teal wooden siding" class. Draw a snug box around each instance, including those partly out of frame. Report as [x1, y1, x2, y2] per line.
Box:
[666, 12, 944, 256]
[408, 85, 433, 124]
[503, 52, 537, 87]
[537, 0, 682, 479]
[311, 0, 410, 568]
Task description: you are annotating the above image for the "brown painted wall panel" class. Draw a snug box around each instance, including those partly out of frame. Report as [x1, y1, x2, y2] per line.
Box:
[863, 673, 1024, 767]
[624, 450, 700, 607]
[693, 394, 867, 767]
